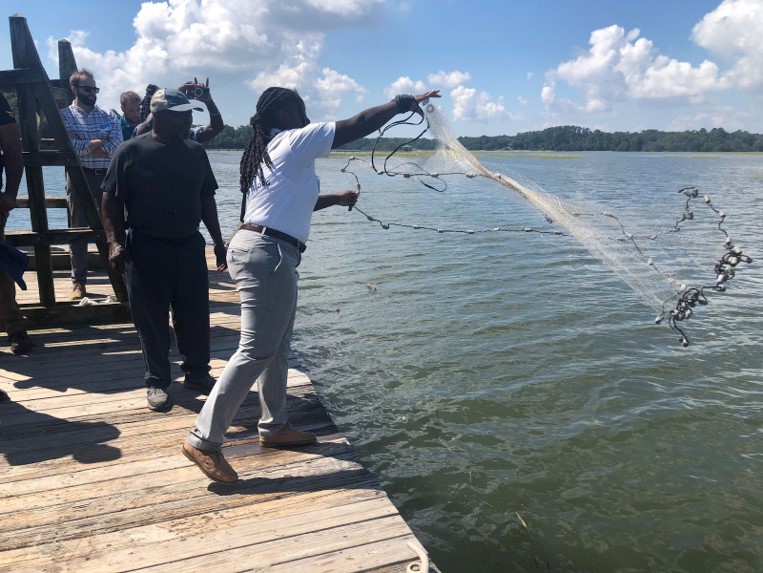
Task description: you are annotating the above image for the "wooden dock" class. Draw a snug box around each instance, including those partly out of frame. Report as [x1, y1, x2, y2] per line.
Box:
[0, 248, 433, 572]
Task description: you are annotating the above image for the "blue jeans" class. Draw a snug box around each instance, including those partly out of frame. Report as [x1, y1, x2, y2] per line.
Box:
[188, 229, 300, 450]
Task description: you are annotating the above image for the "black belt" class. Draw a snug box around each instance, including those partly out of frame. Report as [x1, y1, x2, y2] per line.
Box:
[240, 223, 306, 253]
[81, 167, 108, 176]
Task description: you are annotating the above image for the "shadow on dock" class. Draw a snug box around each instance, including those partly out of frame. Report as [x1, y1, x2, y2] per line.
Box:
[0, 248, 435, 572]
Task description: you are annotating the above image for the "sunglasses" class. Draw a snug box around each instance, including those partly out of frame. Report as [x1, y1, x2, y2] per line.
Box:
[76, 85, 100, 94]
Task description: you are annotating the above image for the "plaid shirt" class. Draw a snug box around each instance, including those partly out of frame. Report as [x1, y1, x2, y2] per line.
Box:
[60, 104, 123, 168]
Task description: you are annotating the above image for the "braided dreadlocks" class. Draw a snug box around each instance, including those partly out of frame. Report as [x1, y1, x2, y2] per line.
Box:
[239, 87, 303, 195]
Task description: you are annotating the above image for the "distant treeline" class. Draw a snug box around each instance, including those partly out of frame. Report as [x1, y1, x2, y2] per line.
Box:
[205, 124, 763, 152]
[2, 86, 759, 153]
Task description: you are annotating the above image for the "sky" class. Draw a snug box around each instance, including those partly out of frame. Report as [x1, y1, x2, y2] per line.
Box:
[2, 0, 762, 136]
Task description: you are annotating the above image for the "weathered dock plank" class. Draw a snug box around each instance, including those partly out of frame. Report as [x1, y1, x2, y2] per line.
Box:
[0, 248, 433, 572]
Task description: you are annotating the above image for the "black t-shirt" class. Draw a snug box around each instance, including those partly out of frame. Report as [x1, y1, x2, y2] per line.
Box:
[102, 133, 218, 240]
[0, 93, 17, 190]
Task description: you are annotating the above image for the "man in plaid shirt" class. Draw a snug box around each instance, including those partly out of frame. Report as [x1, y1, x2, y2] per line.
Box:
[60, 69, 122, 300]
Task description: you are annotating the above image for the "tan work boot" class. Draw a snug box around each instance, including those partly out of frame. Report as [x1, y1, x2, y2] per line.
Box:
[259, 425, 317, 448]
[182, 442, 238, 483]
[68, 284, 86, 300]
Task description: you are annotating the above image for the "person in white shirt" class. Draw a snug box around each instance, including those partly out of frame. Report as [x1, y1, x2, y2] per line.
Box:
[183, 86, 439, 482]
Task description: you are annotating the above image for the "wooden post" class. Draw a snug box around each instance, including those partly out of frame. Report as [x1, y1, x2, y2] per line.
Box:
[58, 39, 77, 229]
[58, 40, 77, 104]
[9, 16, 55, 306]
[3, 14, 130, 321]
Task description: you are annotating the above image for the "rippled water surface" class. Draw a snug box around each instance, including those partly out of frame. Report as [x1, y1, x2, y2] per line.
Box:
[19, 151, 763, 572]
[292, 152, 763, 573]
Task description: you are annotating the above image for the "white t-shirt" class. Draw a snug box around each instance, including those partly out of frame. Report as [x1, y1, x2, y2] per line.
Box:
[242, 121, 336, 244]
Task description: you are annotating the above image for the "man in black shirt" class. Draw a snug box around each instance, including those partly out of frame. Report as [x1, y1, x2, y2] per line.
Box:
[102, 88, 226, 411]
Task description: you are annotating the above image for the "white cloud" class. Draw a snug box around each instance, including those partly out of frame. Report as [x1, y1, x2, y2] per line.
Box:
[47, 0, 383, 120]
[248, 39, 322, 91]
[692, 0, 763, 89]
[304, 0, 383, 18]
[427, 70, 471, 88]
[315, 68, 367, 116]
[540, 84, 555, 107]
[385, 71, 515, 124]
[249, 62, 310, 92]
[666, 106, 747, 132]
[542, 24, 729, 115]
[384, 76, 426, 99]
[451, 85, 509, 122]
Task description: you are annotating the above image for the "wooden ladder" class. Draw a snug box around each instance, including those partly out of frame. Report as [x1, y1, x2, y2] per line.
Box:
[1, 15, 129, 326]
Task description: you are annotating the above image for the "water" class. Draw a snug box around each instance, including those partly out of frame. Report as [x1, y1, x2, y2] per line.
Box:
[289, 152, 763, 573]
[13, 151, 763, 572]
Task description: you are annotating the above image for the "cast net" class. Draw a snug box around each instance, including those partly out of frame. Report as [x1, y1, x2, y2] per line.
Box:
[340, 104, 753, 346]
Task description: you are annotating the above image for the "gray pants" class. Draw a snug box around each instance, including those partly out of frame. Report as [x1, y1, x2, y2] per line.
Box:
[187, 229, 300, 451]
[66, 169, 105, 286]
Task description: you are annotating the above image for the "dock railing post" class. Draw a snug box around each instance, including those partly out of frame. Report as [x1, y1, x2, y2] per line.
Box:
[1, 15, 130, 324]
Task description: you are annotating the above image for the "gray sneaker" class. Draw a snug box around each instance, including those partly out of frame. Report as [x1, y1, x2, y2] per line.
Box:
[147, 387, 170, 411]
